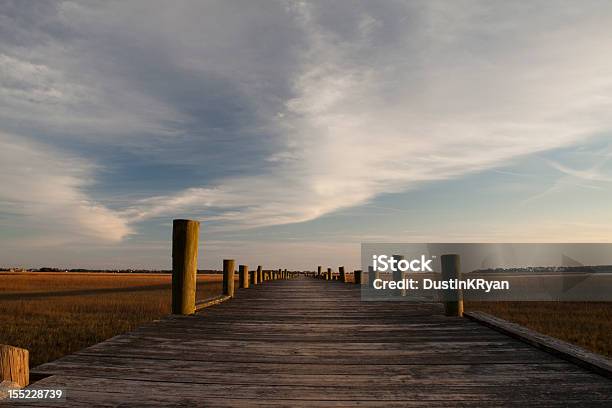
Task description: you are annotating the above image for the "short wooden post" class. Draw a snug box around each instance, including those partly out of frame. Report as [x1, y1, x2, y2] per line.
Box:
[239, 265, 249, 288]
[327, 267, 332, 280]
[339, 266, 346, 282]
[257, 265, 263, 283]
[0, 345, 29, 387]
[223, 259, 235, 297]
[172, 219, 199, 315]
[368, 266, 379, 288]
[354, 270, 362, 285]
[278, 268, 282, 279]
[441, 254, 464, 317]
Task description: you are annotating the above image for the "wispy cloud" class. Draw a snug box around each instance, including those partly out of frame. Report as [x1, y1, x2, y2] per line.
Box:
[2, 1, 612, 262]
[0, 132, 131, 242]
[546, 160, 612, 182]
[124, 1, 612, 230]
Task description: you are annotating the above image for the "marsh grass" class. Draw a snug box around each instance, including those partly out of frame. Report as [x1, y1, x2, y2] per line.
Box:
[0, 273, 222, 367]
[467, 301, 612, 358]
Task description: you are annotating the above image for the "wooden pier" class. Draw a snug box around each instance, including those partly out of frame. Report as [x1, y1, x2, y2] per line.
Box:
[4, 220, 612, 406]
[10, 276, 612, 407]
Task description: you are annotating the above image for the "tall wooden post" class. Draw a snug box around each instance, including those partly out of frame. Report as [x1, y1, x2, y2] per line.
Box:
[327, 267, 332, 280]
[317, 266, 322, 278]
[239, 265, 249, 288]
[0, 345, 29, 387]
[339, 266, 346, 282]
[257, 265, 263, 284]
[392, 255, 405, 296]
[441, 254, 464, 317]
[354, 270, 362, 285]
[223, 259, 235, 297]
[172, 219, 199, 315]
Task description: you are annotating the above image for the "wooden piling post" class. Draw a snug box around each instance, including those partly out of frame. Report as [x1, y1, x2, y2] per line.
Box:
[441, 254, 464, 317]
[317, 266, 322, 278]
[172, 219, 199, 315]
[339, 266, 346, 282]
[256, 265, 263, 285]
[0, 345, 29, 387]
[223, 259, 235, 297]
[354, 270, 362, 285]
[239, 265, 249, 288]
[392, 254, 403, 282]
[368, 266, 379, 288]
[392, 255, 405, 296]
[327, 267, 332, 280]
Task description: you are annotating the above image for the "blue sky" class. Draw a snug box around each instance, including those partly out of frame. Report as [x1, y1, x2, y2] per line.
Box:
[1, 1, 612, 270]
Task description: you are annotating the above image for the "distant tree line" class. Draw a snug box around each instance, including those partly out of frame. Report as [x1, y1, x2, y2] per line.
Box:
[1, 267, 223, 274]
[473, 265, 612, 274]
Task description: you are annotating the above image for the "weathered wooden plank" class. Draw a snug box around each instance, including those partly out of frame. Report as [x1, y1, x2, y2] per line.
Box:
[33, 356, 612, 386]
[66, 345, 560, 365]
[194, 294, 231, 311]
[11, 375, 612, 405]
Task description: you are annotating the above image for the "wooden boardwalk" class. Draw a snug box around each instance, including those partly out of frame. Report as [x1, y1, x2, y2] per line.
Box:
[14, 278, 612, 406]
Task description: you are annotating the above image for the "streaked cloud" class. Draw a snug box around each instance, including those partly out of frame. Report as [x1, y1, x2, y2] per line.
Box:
[0, 131, 131, 242]
[123, 1, 612, 229]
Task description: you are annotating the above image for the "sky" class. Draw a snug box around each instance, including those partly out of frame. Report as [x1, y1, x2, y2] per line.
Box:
[1, 0, 612, 270]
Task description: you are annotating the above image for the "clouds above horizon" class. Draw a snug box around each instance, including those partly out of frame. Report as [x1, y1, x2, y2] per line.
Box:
[2, 0, 612, 260]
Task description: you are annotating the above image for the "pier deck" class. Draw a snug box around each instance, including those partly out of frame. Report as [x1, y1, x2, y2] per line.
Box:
[13, 278, 612, 406]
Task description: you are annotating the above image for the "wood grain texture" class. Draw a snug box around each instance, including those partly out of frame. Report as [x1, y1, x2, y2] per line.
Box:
[194, 294, 231, 311]
[171, 219, 199, 315]
[239, 265, 249, 289]
[222, 259, 235, 297]
[1, 344, 29, 387]
[11, 278, 612, 407]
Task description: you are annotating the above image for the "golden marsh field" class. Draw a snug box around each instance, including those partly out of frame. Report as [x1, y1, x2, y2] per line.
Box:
[466, 301, 612, 357]
[1, 272, 611, 368]
[0, 272, 222, 367]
